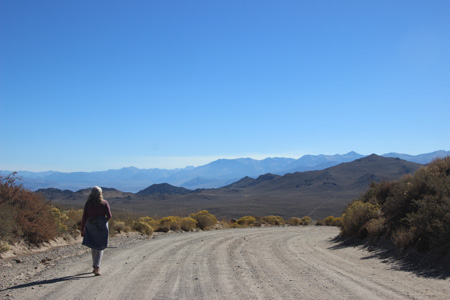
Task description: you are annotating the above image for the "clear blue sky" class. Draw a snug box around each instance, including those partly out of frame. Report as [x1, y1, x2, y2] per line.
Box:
[1, 0, 449, 172]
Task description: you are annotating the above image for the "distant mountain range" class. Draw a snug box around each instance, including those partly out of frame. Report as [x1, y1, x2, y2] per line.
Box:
[38, 154, 423, 219]
[1, 150, 449, 192]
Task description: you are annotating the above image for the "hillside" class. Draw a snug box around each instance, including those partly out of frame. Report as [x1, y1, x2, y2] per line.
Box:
[41, 155, 422, 219]
[136, 183, 193, 195]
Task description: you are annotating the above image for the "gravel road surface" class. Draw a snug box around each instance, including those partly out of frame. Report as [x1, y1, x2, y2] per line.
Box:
[1, 227, 449, 299]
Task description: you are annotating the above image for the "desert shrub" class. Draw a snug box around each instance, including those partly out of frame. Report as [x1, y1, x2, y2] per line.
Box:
[237, 216, 256, 227]
[132, 221, 153, 235]
[340, 157, 450, 253]
[406, 195, 450, 251]
[0, 202, 19, 242]
[331, 217, 343, 227]
[315, 219, 326, 226]
[190, 210, 217, 230]
[159, 216, 182, 231]
[381, 177, 416, 229]
[64, 209, 83, 232]
[341, 201, 380, 237]
[0, 173, 22, 206]
[316, 216, 343, 227]
[180, 217, 197, 231]
[301, 216, 312, 226]
[137, 216, 160, 230]
[262, 215, 284, 226]
[18, 194, 57, 244]
[217, 217, 233, 228]
[112, 221, 127, 233]
[287, 217, 303, 226]
[51, 207, 69, 234]
[0, 241, 10, 253]
[323, 216, 335, 226]
[364, 217, 386, 238]
[360, 180, 396, 206]
[391, 227, 415, 250]
[0, 174, 57, 244]
[0, 175, 21, 242]
[316, 216, 334, 226]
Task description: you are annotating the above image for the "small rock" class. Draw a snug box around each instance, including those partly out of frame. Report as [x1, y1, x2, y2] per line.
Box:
[15, 259, 23, 263]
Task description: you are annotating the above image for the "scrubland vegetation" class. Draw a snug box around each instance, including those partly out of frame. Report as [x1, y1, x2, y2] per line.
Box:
[339, 157, 450, 254]
[0, 173, 315, 254]
[315, 216, 343, 227]
[4, 157, 448, 257]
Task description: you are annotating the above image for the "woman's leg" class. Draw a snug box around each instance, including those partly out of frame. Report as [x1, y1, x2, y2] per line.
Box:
[91, 249, 104, 268]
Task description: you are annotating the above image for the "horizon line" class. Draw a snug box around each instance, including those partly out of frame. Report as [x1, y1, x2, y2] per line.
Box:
[2, 150, 449, 174]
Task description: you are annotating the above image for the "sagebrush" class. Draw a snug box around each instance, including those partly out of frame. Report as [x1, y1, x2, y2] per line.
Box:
[339, 156, 450, 253]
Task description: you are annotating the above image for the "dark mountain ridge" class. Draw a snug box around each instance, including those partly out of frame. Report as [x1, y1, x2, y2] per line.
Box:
[40, 154, 423, 220]
[137, 183, 193, 196]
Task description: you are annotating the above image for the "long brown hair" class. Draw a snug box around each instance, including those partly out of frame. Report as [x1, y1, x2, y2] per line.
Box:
[87, 186, 104, 205]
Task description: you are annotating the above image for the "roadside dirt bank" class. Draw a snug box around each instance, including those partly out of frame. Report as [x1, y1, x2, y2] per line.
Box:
[1, 227, 449, 300]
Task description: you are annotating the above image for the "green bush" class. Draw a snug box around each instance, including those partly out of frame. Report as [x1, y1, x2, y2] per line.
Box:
[315, 219, 325, 226]
[287, 217, 303, 226]
[323, 216, 335, 226]
[407, 195, 450, 251]
[137, 216, 160, 231]
[180, 217, 197, 231]
[340, 157, 450, 252]
[391, 227, 415, 250]
[331, 217, 343, 227]
[190, 210, 217, 230]
[64, 209, 83, 232]
[262, 215, 284, 225]
[341, 201, 380, 237]
[237, 216, 256, 227]
[132, 221, 153, 235]
[301, 216, 312, 226]
[364, 217, 386, 238]
[159, 216, 182, 231]
[0, 241, 10, 253]
[51, 206, 69, 234]
[316, 216, 344, 227]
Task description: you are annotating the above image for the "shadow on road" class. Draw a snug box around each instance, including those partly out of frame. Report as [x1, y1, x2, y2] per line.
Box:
[329, 236, 450, 280]
[1, 272, 94, 292]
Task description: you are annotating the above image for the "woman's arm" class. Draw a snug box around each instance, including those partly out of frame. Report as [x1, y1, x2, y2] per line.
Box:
[105, 201, 112, 221]
[80, 203, 88, 236]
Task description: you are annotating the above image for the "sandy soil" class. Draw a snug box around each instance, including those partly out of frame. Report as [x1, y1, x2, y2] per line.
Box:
[1, 227, 449, 300]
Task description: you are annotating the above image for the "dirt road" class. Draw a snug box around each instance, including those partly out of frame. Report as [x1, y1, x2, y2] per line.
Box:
[1, 227, 449, 299]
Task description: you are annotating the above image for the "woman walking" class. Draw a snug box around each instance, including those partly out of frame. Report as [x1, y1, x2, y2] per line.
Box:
[81, 186, 112, 276]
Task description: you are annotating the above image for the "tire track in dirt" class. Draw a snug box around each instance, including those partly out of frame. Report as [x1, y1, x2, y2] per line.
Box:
[294, 228, 440, 299]
[1, 227, 449, 300]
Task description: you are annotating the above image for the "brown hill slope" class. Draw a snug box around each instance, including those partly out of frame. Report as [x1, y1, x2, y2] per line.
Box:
[40, 155, 422, 219]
